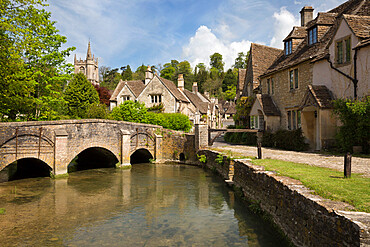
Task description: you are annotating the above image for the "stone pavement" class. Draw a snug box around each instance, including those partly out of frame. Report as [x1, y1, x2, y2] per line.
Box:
[210, 140, 370, 177]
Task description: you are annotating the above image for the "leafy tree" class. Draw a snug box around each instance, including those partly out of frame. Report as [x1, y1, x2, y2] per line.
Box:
[100, 68, 121, 91]
[194, 63, 208, 93]
[222, 85, 236, 101]
[210, 53, 224, 73]
[233, 52, 249, 69]
[222, 69, 237, 91]
[160, 64, 176, 80]
[132, 64, 147, 80]
[176, 60, 193, 90]
[94, 84, 111, 106]
[121, 65, 133, 81]
[233, 96, 254, 127]
[64, 73, 99, 118]
[0, 0, 75, 121]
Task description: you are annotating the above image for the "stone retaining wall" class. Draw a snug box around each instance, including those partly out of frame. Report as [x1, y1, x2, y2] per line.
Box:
[196, 150, 370, 247]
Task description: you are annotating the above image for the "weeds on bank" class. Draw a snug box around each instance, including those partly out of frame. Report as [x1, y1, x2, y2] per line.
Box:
[252, 159, 370, 213]
[0, 208, 5, 215]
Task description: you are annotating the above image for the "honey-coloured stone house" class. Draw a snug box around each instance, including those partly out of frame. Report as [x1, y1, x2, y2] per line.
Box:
[247, 0, 369, 150]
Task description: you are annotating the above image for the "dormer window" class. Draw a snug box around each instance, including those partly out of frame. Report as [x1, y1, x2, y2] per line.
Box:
[308, 26, 317, 45]
[285, 40, 292, 55]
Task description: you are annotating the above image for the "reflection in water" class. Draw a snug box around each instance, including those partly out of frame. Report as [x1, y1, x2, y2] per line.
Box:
[0, 164, 289, 246]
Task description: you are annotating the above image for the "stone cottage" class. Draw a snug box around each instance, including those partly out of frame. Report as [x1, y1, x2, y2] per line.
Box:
[249, 0, 369, 150]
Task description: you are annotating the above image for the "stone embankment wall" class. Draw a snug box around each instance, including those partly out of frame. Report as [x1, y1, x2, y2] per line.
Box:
[196, 150, 370, 247]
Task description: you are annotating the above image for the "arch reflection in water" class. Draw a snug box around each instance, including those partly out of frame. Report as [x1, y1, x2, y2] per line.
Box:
[68, 147, 119, 173]
[130, 148, 153, 164]
[0, 158, 52, 182]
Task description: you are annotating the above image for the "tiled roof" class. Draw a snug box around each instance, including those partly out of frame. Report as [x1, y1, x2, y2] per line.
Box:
[109, 79, 145, 101]
[183, 89, 209, 114]
[158, 76, 189, 103]
[328, 0, 369, 16]
[257, 94, 281, 116]
[110, 80, 125, 101]
[354, 37, 370, 48]
[249, 43, 282, 82]
[283, 26, 306, 41]
[306, 13, 337, 29]
[238, 69, 247, 91]
[262, 0, 369, 77]
[300, 85, 333, 109]
[126, 80, 145, 97]
[343, 14, 370, 39]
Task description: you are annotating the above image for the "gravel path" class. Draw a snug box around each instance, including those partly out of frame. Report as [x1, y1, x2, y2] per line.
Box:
[211, 140, 370, 177]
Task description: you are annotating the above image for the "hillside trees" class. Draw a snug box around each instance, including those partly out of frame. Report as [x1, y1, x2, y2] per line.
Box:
[0, 0, 75, 121]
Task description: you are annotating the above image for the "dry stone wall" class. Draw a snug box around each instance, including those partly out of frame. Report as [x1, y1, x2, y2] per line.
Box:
[196, 150, 370, 247]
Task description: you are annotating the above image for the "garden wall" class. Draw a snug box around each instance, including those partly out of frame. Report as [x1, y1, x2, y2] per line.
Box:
[196, 150, 370, 247]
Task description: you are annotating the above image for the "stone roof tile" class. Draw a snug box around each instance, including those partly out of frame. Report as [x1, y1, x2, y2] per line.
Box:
[343, 14, 370, 39]
[257, 94, 281, 116]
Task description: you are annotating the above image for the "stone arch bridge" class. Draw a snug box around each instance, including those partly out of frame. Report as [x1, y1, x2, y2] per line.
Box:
[0, 119, 198, 176]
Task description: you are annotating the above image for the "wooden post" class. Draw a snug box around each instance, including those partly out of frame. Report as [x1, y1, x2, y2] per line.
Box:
[344, 152, 351, 178]
[257, 142, 262, 159]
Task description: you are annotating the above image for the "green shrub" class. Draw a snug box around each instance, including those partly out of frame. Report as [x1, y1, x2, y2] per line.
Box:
[262, 129, 309, 151]
[86, 103, 109, 119]
[333, 97, 369, 153]
[162, 113, 192, 132]
[109, 100, 147, 122]
[224, 132, 257, 146]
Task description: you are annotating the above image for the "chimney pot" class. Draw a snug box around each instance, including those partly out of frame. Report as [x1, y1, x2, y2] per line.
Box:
[192, 82, 198, 93]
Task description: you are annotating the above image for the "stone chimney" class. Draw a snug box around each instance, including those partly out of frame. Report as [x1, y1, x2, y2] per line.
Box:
[145, 66, 153, 85]
[192, 82, 198, 93]
[177, 74, 184, 91]
[300, 6, 313, 27]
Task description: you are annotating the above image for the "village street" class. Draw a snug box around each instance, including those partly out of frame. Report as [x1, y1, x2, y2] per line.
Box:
[211, 138, 370, 177]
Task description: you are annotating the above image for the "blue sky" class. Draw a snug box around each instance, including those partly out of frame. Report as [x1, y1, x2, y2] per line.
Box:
[47, 0, 346, 71]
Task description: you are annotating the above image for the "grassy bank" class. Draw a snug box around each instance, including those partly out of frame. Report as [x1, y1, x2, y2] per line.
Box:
[251, 159, 370, 213]
[209, 148, 369, 213]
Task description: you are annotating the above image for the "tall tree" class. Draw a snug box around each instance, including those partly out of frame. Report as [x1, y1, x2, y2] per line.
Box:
[64, 73, 99, 118]
[194, 63, 208, 93]
[222, 69, 237, 91]
[233, 52, 248, 69]
[0, 0, 75, 121]
[210, 53, 224, 73]
[176, 60, 193, 90]
[121, 65, 133, 81]
[100, 68, 121, 91]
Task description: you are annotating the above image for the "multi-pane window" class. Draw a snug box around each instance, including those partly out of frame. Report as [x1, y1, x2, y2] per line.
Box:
[287, 110, 301, 130]
[285, 40, 292, 55]
[289, 69, 298, 90]
[150, 94, 162, 103]
[336, 37, 351, 64]
[267, 79, 270, 95]
[121, 95, 130, 102]
[308, 26, 318, 45]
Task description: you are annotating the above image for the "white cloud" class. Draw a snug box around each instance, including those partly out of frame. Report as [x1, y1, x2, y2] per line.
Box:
[269, 7, 299, 49]
[182, 26, 251, 70]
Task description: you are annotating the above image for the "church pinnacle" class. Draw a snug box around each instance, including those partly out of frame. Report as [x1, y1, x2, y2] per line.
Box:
[87, 41, 92, 60]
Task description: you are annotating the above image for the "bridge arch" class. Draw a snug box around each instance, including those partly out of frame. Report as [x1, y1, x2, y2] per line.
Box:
[0, 158, 52, 182]
[68, 146, 119, 172]
[130, 148, 153, 164]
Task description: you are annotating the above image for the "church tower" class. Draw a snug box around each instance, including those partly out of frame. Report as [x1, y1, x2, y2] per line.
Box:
[74, 41, 99, 85]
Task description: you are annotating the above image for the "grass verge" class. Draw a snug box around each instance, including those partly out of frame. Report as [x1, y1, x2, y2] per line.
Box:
[252, 159, 370, 213]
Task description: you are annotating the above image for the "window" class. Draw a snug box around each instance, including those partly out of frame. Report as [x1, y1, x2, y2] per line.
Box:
[285, 40, 292, 55]
[250, 116, 259, 129]
[308, 26, 318, 45]
[267, 79, 270, 95]
[121, 95, 130, 102]
[150, 94, 162, 103]
[289, 69, 298, 90]
[287, 110, 301, 130]
[271, 78, 275, 95]
[336, 37, 351, 64]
